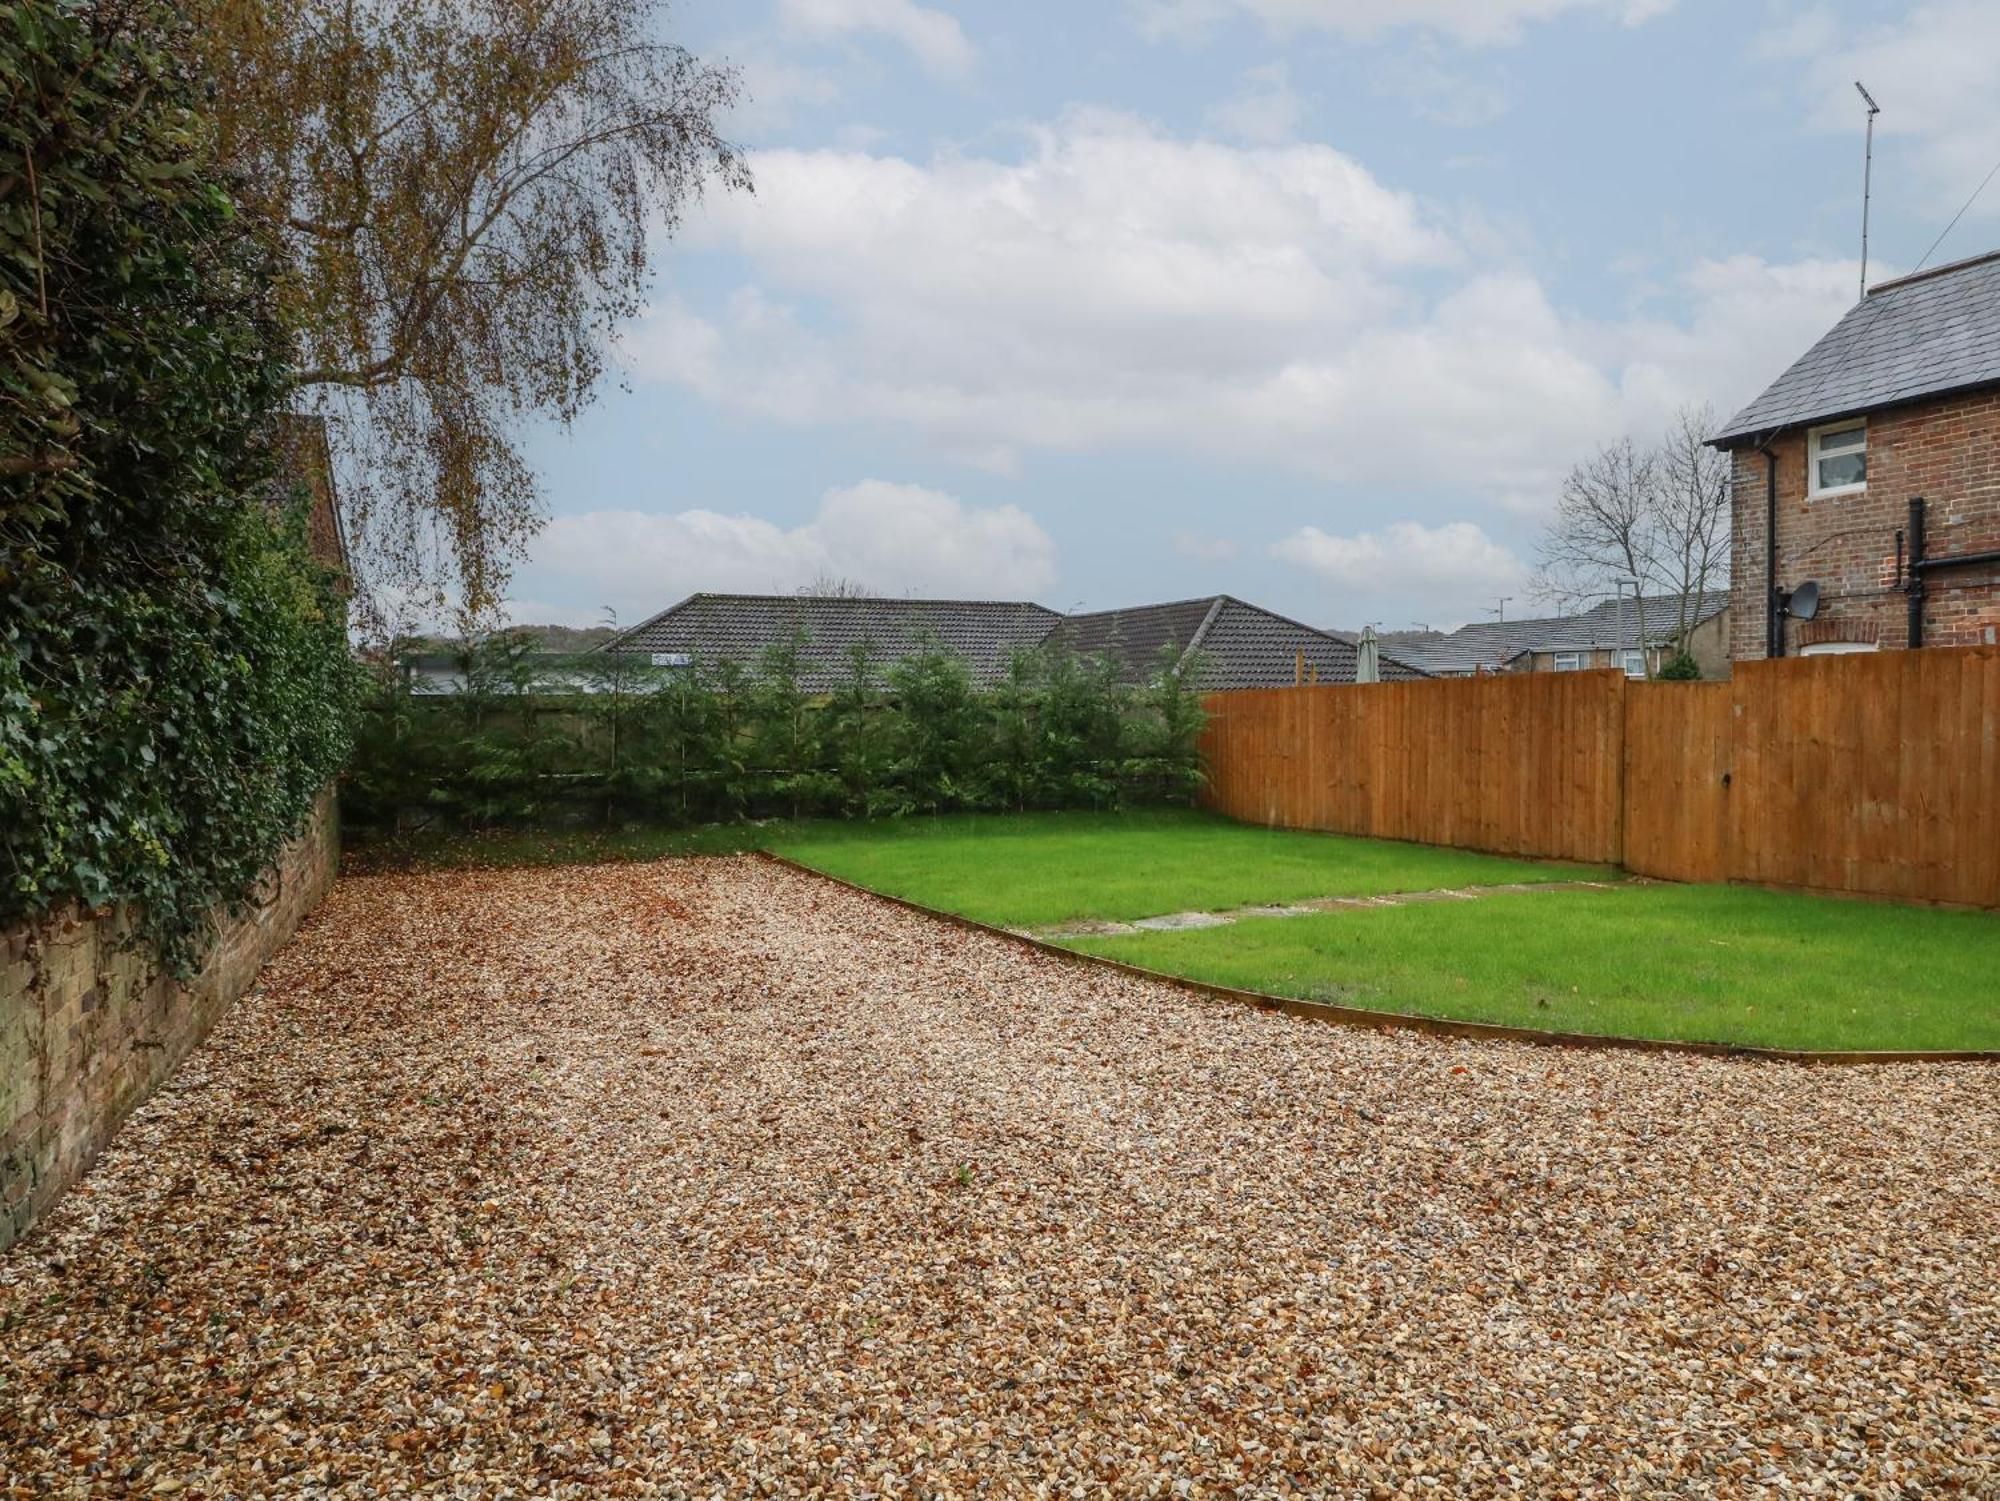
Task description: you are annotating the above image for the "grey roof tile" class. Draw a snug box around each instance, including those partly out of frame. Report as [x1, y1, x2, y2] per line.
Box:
[607, 591, 1431, 693]
[1714, 249, 2000, 444]
[1048, 595, 1428, 688]
[1385, 591, 1729, 673]
[604, 593, 1059, 691]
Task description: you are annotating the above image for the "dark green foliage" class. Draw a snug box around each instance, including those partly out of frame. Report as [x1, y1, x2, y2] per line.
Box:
[821, 642, 895, 819]
[346, 639, 1207, 833]
[1, 2, 356, 970]
[883, 642, 983, 815]
[1656, 650, 1702, 681]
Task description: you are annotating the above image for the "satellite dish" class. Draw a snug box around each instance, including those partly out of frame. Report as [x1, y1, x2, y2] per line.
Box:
[1784, 580, 1821, 621]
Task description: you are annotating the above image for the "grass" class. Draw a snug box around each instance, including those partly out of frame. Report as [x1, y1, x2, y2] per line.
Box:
[768, 810, 1609, 929]
[1068, 883, 2000, 1052]
[345, 809, 2000, 1051]
[346, 809, 1607, 928]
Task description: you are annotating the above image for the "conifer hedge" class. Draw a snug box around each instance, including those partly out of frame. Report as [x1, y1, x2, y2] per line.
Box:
[344, 634, 1206, 831]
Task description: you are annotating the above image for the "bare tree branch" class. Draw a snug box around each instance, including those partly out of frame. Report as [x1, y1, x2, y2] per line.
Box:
[1535, 404, 1733, 671]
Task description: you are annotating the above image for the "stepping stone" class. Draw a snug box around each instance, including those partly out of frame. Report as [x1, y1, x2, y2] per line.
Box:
[1031, 919, 1140, 938]
[1131, 911, 1235, 932]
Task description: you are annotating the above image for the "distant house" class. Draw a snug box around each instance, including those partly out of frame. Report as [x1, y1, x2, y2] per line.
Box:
[599, 590, 1424, 693]
[602, 593, 1062, 692]
[1379, 591, 1731, 678]
[1047, 595, 1426, 689]
[1709, 249, 2000, 658]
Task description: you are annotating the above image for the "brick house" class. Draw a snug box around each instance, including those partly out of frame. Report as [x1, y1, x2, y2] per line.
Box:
[1710, 249, 2000, 659]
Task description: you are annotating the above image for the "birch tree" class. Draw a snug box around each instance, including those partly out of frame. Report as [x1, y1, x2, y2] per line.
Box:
[196, 0, 750, 616]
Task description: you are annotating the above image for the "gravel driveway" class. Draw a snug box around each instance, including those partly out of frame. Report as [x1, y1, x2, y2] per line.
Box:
[3, 857, 1995, 1497]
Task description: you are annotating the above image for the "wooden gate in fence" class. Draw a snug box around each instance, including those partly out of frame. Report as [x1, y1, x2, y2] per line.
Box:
[1199, 646, 2000, 908]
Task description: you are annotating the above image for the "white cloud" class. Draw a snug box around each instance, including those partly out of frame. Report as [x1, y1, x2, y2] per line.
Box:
[519, 481, 1057, 620]
[629, 111, 1483, 472]
[1205, 63, 1307, 144]
[1272, 520, 1528, 627]
[630, 113, 1860, 531]
[1593, 254, 1861, 444]
[1132, 0, 1673, 47]
[1763, 2, 2000, 229]
[726, 48, 842, 136]
[776, 0, 975, 76]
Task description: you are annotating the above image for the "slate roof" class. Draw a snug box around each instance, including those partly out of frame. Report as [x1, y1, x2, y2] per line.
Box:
[1379, 591, 1730, 675]
[1047, 595, 1428, 689]
[603, 593, 1060, 692]
[604, 591, 1429, 693]
[1713, 249, 2000, 446]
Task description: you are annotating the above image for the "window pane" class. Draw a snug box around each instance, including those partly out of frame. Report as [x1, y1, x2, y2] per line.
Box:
[1818, 451, 1866, 489]
[1818, 425, 1865, 453]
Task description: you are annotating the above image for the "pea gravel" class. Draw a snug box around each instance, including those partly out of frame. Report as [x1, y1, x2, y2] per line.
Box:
[2, 857, 1995, 1498]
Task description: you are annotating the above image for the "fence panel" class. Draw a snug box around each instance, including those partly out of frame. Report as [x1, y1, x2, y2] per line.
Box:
[1198, 671, 1626, 865]
[1719, 649, 2000, 907]
[1622, 682, 1730, 884]
[1200, 647, 2000, 908]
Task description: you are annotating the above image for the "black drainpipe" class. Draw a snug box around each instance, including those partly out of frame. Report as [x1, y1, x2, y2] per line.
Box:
[1907, 496, 1926, 649]
[1762, 441, 1783, 658]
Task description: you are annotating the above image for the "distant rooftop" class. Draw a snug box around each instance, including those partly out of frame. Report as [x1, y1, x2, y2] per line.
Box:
[1047, 595, 1427, 689]
[1713, 248, 2000, 446]
[1380, 591, 1730, 675]
[603, 590, 1429, 693]
[603, 592, 1059, 692]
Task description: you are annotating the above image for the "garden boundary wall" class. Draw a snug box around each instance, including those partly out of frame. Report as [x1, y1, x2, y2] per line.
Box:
[1200, 646, 2000, 908]
[0, 789, 339, 1251]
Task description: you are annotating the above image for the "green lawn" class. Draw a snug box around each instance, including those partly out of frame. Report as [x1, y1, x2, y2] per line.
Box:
[350, 810, 1607, 922]
[1069, 883, 2000, 1052]
[771, 810, 1609, 929]
[346, 810, 2000, 1051]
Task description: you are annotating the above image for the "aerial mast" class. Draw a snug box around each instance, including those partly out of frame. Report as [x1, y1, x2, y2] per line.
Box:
[1856, 80, 1880, 298]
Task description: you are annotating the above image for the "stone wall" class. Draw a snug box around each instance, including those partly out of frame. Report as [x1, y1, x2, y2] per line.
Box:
[0, 789, 338, 1251]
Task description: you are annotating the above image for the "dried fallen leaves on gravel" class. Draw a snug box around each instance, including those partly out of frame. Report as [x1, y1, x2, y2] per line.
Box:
[2, 857, 1995, 1497]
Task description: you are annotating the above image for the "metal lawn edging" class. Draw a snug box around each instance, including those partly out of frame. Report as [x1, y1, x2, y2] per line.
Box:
[755, 852, 1999, 1068]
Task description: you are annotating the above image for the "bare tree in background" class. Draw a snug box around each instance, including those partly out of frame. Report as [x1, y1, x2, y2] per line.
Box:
[1535, 404, 1732, 666]
[798, 575, 875, 599]
[197, 0, 750, 619]
[1653, 403, 1732, 645]
[1537, 434, 1659, 656]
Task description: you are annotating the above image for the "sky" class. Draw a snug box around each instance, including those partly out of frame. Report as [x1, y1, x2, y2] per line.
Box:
[500, 0, 2000, 633]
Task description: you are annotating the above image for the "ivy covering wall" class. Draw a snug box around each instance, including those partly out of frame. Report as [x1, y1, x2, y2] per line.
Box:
[1, 2, 357, 971]
[344, 635, 1206, 831]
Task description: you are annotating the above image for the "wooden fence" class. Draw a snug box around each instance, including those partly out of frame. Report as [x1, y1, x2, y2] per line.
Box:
[1200, 646, 2000, 909]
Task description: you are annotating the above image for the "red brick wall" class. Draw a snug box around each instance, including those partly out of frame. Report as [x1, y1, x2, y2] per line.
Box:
[0, 790, 339, 1251]
[1729, 389, 2000, 659]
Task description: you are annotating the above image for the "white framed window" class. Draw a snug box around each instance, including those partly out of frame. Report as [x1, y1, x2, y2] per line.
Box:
[650, 651, 692, 668]
[1621, 649, 1646, 677]
[1551, 651, 1582, 672]
[1807, 420, 1867, 497]
[1801, 639, 1878, 656]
